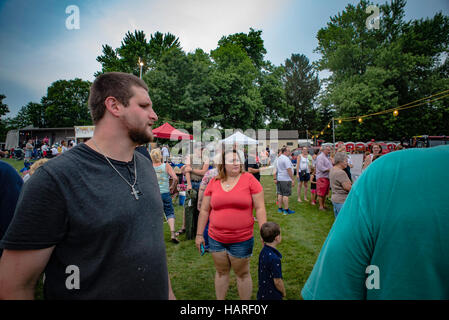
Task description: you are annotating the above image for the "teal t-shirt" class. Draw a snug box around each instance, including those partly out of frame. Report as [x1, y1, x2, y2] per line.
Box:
[154, 163, 170, 194]
[302, 145, 449, 300]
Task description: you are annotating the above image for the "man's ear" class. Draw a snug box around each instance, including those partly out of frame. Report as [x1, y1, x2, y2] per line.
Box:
[104, 96, 123, 118]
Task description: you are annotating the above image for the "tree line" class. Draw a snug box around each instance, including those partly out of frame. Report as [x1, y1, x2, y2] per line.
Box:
[1, 0, 448, 143]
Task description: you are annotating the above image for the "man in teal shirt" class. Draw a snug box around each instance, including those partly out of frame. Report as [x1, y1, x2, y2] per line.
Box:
[302, 145, 449, 299]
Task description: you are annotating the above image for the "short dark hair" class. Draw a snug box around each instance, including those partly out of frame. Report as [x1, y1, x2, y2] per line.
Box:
[88, 72, 149, 124]
[260, 222, 281, 243]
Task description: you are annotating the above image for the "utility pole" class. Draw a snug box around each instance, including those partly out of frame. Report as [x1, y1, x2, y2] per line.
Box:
[332, 117, 336, 152]
[139, 57, 143, 79]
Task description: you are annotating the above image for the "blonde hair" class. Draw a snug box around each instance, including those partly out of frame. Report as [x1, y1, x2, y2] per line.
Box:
[216, 149, 244, 180]
[29, 158, 49, 176]
[150, 148, 163, 163]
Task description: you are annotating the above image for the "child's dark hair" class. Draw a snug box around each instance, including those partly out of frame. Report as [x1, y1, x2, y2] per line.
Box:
[260, 222, 281, 243]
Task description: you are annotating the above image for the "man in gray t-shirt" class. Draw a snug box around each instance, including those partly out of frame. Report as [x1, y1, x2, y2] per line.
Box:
[0, 72, 175, 300]
[275, 147, 295, 215]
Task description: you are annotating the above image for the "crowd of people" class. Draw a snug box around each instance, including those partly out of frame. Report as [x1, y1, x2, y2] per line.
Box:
[2, 138, 77, 161]
[0, 72, 448, 301]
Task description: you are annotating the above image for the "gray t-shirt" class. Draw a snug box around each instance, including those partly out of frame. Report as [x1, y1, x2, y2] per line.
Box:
[1, 143, 168, 300]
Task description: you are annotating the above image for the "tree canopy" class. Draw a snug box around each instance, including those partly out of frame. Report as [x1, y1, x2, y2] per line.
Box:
[315, 0, 449, 141]
[3, 1, 449, 143]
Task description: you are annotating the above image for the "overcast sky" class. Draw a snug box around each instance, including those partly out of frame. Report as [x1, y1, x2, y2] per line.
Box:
[0, 0, 448, 117]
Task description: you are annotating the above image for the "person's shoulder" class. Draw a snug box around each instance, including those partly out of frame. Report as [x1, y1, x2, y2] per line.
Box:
[261, 245, 281, 261]
[135, 149, 152, 163]
[0, 161, 21, 180]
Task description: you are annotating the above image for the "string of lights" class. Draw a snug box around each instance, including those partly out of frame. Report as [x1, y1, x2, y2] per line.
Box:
[311, 88, 449, 139]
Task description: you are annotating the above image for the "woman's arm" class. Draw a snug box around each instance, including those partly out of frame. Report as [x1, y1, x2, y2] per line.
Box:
[342, 180, 352, 192]
[166, 164, 178, 194]
[195, 195, 211, 252]
[252, 191, 267, 230]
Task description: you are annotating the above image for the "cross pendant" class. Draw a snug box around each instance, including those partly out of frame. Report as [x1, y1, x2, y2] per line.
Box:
[131, 186, 140, 200]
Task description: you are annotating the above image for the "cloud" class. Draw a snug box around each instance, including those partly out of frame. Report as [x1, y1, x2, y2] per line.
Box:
[91, 0, 291, 53]
[1, 0, 292, 116]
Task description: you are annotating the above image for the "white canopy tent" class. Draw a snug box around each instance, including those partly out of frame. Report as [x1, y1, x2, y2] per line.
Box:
[219, 131, 259, 145]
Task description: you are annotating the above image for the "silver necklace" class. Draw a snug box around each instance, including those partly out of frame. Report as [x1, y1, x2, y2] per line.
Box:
[92, 139, 140, 200]
[224, 174, 240, 189]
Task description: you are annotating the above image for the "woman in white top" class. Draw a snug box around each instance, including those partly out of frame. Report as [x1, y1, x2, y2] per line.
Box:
[296, 147, 311, 202]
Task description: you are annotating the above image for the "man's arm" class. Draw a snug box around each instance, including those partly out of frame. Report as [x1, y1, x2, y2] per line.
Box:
[248, 167, 260, 174]
[184, 166, 192, 190]
[287, 168, 295, 187]
[191, 162, 209, 176]
[0, 247, 54, 299]
[168, 275, 176, 300]
[197, 185, 206, 211]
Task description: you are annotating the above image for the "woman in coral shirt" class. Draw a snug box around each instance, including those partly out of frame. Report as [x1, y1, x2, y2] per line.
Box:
[195, 148, 267, 300]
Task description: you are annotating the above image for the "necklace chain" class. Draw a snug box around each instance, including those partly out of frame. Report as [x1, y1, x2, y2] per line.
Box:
[224, 174, 240, 188]
[92, 139, 138, 197]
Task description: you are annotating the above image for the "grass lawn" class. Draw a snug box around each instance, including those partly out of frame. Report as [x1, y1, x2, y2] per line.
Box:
[1, 158, 335, 300]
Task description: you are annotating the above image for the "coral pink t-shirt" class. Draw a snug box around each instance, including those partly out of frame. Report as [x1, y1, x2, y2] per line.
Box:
[204, 172, 263, 243]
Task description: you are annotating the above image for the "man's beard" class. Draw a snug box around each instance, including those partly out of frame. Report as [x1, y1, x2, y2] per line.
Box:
[128, 126, 153, 145]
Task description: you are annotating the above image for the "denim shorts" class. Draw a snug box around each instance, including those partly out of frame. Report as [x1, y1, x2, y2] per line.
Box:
[161, 192, 175, 220]
[208, 236, 254, 259]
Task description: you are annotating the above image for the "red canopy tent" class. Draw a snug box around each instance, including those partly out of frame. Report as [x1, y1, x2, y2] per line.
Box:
[152, 122, 192, 140]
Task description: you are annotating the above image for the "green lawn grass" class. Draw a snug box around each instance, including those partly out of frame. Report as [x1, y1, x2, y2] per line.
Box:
[1, 157, 26, 172]
[1, 158, 335, 300]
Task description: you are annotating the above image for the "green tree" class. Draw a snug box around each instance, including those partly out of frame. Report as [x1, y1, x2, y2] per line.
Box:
[0, 94, 10, 142]
[316, 0, 449, 140]
[11, 102, 47, 129]
[283, 54, 320, 132]
[217, 28, 267, 69]
[144, 47, 216, 132]
[96, 30, 181, 77]
[209, 43, 264, 129]
[259, 63, 290, 128]
[0, 94, 9, 118]
[42, 79, 92, 128]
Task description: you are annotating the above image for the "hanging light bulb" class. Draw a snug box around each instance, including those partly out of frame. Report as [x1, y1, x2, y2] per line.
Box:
[358, 117, 363, 123]
[338, 119, 342, 124]
[321, 131, 324, 135]
[393, 110, 399, 117]
[327, 124, 331, 128]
